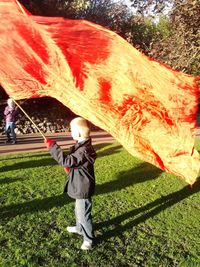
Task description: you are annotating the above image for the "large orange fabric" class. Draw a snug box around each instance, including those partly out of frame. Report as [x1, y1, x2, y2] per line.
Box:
[0, 0, 199, 184]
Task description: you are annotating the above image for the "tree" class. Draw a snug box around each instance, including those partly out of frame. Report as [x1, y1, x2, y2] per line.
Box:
[77, 0, 130, 33]
[19, 0, 90, 17]
[149, 0, 200, 75]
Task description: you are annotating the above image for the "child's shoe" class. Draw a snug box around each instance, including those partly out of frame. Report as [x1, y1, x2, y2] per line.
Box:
[81, 240, 92, 250]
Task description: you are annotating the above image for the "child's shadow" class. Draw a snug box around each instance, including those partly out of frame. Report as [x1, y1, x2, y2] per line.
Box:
[95, 181, 200, 243]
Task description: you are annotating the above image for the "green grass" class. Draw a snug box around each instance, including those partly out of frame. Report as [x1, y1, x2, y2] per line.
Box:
[0, 141, 200, 267]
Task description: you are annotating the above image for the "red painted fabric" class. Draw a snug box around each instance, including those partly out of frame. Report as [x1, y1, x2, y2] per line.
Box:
[0, 0, 199, 184]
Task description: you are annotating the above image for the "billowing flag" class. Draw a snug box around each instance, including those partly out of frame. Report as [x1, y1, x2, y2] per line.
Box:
[0, 0, 199, 184]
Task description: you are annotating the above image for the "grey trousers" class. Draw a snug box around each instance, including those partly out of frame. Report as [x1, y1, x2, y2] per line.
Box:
[75, 198, 94, 242]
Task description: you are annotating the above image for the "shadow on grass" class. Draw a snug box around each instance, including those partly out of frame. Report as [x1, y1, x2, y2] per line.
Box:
[0, 177, 24, 185]
[0, 142, 115, 163]
[0, 143, 120, 172]
[96, 162, 162, 194]
[0, 162, 161, 221]
[0, 194, 72, 221]
[95, 181, 200, 243]
[0, 158, 57, 172]
[96, 145, 122, 158]
[0, 152, 50, 161]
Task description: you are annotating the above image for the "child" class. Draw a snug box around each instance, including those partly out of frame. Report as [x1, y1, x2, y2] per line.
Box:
[45, 117, 97, 250]
[4, 98, 18, 144]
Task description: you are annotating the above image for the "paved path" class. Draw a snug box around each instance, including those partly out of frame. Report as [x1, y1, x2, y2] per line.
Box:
[0, 131, 115, 156]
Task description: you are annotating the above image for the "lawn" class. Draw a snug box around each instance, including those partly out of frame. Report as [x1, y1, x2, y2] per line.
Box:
[0, 141, 200, 267]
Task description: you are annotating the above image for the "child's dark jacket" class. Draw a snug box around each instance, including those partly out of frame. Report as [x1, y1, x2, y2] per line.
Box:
[49, 138, 96, 199]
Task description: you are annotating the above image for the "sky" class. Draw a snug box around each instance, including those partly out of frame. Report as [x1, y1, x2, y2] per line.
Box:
[113, 0, 133, 8]
[122, 0, 134, 8]
[116, 0, 172, 21]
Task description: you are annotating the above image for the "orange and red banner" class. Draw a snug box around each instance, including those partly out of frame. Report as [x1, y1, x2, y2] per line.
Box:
[0, 0, 199, 184]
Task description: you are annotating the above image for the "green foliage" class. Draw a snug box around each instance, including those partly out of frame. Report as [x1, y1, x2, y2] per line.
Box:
[121, 16, 172, 54]
[149, 0, 200, 75]
[0, 142, 200, 266]
[155, 16, 172, 39]
[122, 17, 156, 52]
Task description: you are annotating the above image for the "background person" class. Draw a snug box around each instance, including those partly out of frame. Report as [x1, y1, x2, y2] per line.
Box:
[4, 98, 18, 144]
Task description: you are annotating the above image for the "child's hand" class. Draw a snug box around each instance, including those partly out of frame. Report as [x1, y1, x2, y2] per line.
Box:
[44, 138, 55, 149]
[64, 167, 70, 173]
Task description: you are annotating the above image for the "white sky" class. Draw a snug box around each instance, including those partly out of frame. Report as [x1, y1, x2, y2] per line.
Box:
[122, 0, 133, 8]
[117, 0, 172, 21]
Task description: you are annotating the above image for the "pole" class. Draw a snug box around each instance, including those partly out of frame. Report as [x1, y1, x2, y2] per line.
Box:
[11, 98, 46, 140]
[15, 0, 28, 15]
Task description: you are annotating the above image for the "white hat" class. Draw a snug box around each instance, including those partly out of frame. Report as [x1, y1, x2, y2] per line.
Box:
[7, 98, 15, 108]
